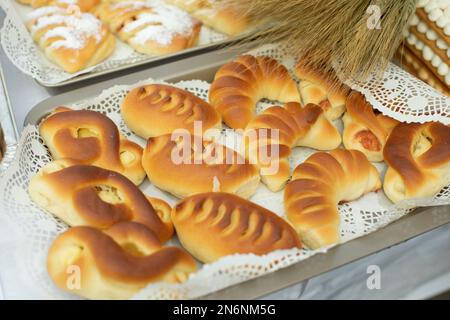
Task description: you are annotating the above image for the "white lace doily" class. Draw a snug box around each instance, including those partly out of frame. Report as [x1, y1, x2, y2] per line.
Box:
[0, 73, 448, 299]
[0, 0, 227, 85]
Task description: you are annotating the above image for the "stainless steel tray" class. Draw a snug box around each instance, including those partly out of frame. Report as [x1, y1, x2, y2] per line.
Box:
[23, 47, 450, 299]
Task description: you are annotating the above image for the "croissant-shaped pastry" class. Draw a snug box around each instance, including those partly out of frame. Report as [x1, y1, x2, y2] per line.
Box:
[172, 192, 301, 263]
[343, 92, 399, 162]
[29, 160, 174, 242]
[244, 102, 341, 191]
[209, 55, 301, 129]
[121, 84, 221, 139]
[142, 134, 260, 199]
[26, 6, 115, 73]
[383, 122, 450, 203]
[285, 149, 381, 249]
[47, 222, 197, 299]
[295, 63, 350, 121]
[95, 0, 201, 55]
[17, 0, 100, 12]
[39, 107, 145, 185]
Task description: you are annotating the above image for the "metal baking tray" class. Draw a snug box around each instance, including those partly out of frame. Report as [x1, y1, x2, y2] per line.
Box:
[24, 47, 450, 299]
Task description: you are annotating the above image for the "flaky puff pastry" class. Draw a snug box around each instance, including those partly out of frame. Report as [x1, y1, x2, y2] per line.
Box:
[285, 149, 381, 249]
[243, 102, 341, 192]
[26, 5, 115, 73]
[121, 84, 221, 139]
[172, 192, 301, 263]
[47, 222, 196, 299]
[17, 0, 100, 12]
[40, 107, 145, 185]
[383, 122, 450, 203]
[209, 55, 301, 129]
[95, 1, 201, 55]
[142, 134, 260, 199]
[343, 92, 399, 162]
[29, 159, 174, 243]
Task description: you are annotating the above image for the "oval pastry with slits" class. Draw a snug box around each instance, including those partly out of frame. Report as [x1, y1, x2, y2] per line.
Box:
[172, 192, 301, 263]
[29, 159, 174, 243]
[121, 84, 221, 139]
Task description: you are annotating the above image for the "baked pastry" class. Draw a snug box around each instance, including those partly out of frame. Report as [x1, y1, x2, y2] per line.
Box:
[285, 149, 381, 249]
[17, 0, 100, 12]
[47, 222, 196, 299]
[383, 122, 450, 203]
[342, 92, 399, 162]
[165, 0, 251, 35]
[95, 1, 201, 55]
[295, 63, 350, 120]
[26, 6, 115, 73]
[39, 107, 145, 185]
[172, 192, 301, 263]
[29, 159, 174, 242]
[243, 102, 341, 192]
[209, 55, 301, 129]
[121, 84, 221, 139]
[142, 134, 260, 198]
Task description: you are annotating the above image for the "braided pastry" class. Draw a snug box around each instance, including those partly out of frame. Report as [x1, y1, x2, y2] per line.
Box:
[48, 222, 196, 299]
[243, 102, 341, 192]
[343, 92, 399, 162]
[95, 1, 201, 55]
[285, 149, 381, 249]
[40, 107, 145, 185]
[121, 84, 221, 139]
[295, 63, 350, 120]
[17, 0, 100, 12]
[26, 6, 115, 73]
[383, 122, 450, 203]
[165, 0, 251, 35]
[29, 160, 174, 242]
[142, 134, 260, 199]
[209, 55, 301, 129]
[172, 192, 301, 263]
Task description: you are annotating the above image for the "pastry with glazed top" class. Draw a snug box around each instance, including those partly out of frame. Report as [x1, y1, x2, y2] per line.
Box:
[171, 192, 301, 263]
[29, 160, 174, 242]
[121, 84, 221, 139]
[342, 92, 399, 162]
[285, 149, 381, 249]
[17, 0, 100, 12]
[209, 55, 301, 129]
[39, 107, 145, 185]
[26, 5, 115, 73]
[47, 222, 196, 299]
[95, 0, 201, 55]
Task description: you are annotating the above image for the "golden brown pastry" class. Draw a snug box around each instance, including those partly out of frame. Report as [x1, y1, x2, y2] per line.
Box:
[295, 63, 350, 120]
[121, 84, 221, 139]
[383, 122, 450, 203]
[342, 92, 399, 162]
[26, 5, 115, 73]
[47, 222, 196, 299]
[17, 0, 100, 12]
[39, 107, 145, 185]
[29, 160, 174, 243]
[95, 1, 201, 55]
[243, 102, 341, 192]
[285, 149, 381, 249]
[142, 134, 260, 199]
[209, 55, 301, 129]
[172, 192, 301, 263]
[165, 0, 251, 35]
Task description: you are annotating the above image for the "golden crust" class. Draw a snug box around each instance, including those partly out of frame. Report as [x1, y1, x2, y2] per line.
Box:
[172, 192, 301, 263]
[209, 55, 301, 129]
[285, 149, 381, 249]
[142, 134, 260, 199]
[383, 122, 450, 203]
[121, 84, 221, 139]
[39, 107, 145, 185]
[47, 222, 197, 299]
[29, 160, 174, 242]
[243, 102, 341, 191]
[17, 0, 100, 11]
